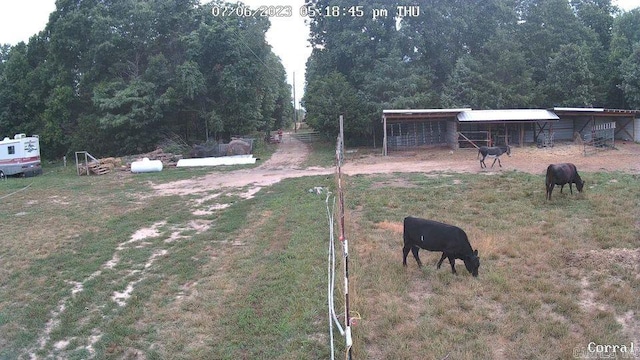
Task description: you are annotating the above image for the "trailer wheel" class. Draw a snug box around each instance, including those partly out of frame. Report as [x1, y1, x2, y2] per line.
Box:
[0, 170, 5, 180]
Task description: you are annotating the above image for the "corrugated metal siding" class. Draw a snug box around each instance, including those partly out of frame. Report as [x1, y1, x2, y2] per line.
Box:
[635, 119, 640, 142]
[573, 117, 591, 140]
[386, 120, 448, 150]
[615, 118, 634, 141]
[447, 120, 458, 149]
[524, 130, 535, 143]
[570, 116, 637, 141]
[552, 119, 575, 141]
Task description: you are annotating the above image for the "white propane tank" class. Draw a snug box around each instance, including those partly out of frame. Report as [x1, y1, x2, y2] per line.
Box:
[131, 157, 163, 173]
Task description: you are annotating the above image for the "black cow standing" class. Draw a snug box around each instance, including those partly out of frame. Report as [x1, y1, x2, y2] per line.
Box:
[402, 217, 480, 277]
[478, 145, 511, 168]
[545, 163, 585, 200]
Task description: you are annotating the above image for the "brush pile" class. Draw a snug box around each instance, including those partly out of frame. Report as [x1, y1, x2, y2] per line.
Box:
[121, 148, 183, 171]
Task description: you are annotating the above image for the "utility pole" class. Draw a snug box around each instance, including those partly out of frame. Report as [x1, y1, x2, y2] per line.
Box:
[293, 72, 297, 133]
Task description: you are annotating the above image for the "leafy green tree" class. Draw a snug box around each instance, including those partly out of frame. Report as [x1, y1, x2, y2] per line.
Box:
[304, 71, 369, 139]
[570, 0, 617, 106]
[619, 44, 640, 108]
[304, 0, 410, 143]
[401, 0, 515, 91]
[544, 44, 596, 107]
[0, 43, 42, 136]
[517, 0, 600, 84]
[42, 86, 75, 156]
[610, 9, 640, 107]
[443, 30, 537, 109]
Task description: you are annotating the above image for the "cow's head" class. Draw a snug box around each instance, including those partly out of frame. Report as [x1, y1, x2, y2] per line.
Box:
[464, 250, 480, 277]
[505, 145, 512, 157]
[576, 177, 585, 192]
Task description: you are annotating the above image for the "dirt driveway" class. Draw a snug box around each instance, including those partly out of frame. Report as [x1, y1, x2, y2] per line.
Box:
[154, 135, 640, 196]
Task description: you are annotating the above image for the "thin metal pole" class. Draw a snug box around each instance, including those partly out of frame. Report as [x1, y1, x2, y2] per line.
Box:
[293, 72, 297, 133]
[337, 114, 352, 359]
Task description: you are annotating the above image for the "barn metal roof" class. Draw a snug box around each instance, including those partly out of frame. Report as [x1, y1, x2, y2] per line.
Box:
[457, 109, 559, 122]
[552, 107, 640, 116]
[382, 108, 472, 115]
[382, 108, 472, 122]
[552, 107, 604, 112]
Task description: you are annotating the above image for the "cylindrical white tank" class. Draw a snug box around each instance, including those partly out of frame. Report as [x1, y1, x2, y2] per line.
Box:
[131, 157, 163, 173]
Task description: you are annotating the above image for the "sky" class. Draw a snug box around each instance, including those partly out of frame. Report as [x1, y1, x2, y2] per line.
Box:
[0, 0, 638, 109]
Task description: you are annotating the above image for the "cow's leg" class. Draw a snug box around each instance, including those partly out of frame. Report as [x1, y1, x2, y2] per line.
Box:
[479, 157, 486, 168]
[548, 183, 555, 200]
[569, 183, 573, 194]
[402, 245, 411, 267]
[437, 253, 447, 269]
[411, 246, 423, 268]
[448, 256, 457, 274]
[560, 184, 564, 193]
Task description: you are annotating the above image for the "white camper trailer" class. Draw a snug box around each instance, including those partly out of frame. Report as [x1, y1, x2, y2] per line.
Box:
[0, 134, 42, 178]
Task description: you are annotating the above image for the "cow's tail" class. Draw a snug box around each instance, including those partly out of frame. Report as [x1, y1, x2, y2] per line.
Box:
[402, 217, 409, 245]
[545, 165, 552, 198]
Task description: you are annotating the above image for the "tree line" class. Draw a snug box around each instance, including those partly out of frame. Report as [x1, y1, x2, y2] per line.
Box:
[0, 0, 292, 159]
[302, 0, 640, 144]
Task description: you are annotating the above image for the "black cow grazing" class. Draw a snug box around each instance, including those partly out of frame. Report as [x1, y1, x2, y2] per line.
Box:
[545, 163, 585, 200]
[477, 145, 511, 168]
[402, 217, 480, 277]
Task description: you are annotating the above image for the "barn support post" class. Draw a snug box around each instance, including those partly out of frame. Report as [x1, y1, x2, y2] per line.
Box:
[488, 124, 493, 146]
[503, 124, 507, 145]
[382, 114, 387, 156]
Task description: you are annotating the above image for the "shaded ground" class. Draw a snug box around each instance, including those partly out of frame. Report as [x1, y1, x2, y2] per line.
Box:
[154, 136, 640, 196]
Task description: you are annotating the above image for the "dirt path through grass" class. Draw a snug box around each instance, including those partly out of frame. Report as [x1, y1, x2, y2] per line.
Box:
[153, 133, 332, 196]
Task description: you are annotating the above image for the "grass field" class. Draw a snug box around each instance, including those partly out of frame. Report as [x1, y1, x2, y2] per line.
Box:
[0, 149, 638, 359]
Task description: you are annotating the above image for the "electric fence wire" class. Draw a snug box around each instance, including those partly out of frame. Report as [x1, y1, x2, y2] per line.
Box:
[326, 191, 346, 360]
[0, 181, 33, 200]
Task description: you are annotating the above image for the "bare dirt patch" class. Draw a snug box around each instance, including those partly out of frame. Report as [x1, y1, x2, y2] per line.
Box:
[564, 248, 640, 272]
[375, 220, 403, 234]
[344, 141, 640, 176]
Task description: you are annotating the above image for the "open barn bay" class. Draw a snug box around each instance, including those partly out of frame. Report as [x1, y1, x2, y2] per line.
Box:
[0, 162, 638, 359]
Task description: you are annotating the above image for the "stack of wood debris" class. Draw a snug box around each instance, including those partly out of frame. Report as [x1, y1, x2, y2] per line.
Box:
[122, 148, 183, 171]
[78, 157, 122, 175]
[78, 148, 184, 175]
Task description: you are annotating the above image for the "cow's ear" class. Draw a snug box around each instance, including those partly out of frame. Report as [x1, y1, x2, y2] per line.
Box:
[473, 249, 478, 256]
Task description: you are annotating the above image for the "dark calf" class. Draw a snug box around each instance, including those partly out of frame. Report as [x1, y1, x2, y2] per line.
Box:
[545, 163, 584, 200]
[402, 217, 480, 277]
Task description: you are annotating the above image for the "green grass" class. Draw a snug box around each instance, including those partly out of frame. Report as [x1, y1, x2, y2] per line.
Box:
[346, 170, 639, 359]
[302, 140, 337, 168]
[0, 155, 638, 359]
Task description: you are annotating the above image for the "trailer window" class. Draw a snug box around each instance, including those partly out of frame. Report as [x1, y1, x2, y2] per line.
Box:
[8, 146, 15, 155]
